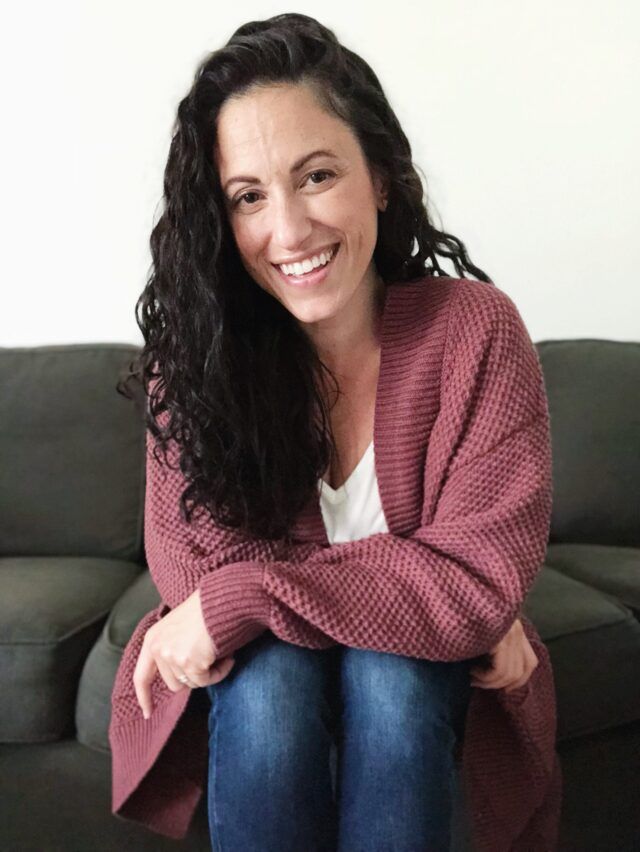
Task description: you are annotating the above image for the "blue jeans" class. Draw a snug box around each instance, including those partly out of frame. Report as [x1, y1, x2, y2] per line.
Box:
[205, 630, 474, 852]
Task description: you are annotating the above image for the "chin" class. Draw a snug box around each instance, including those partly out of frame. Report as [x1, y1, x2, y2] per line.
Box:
[287, 299, 338, 325]
[289, 305, 332, 325]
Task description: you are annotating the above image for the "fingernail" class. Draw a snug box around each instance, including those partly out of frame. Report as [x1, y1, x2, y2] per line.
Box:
[143, 711, 149, 720]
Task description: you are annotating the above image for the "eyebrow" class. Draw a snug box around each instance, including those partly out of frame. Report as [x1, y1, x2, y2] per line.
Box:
[222, 148, 340, 194]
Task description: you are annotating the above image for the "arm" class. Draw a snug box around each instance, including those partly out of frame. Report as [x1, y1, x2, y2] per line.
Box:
[198, 411, 550, 662]
[142, 400, 335, 649]
[146, 283, 552, 663]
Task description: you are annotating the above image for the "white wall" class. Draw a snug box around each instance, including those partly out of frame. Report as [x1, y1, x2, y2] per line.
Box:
[2, 0, 638, 347]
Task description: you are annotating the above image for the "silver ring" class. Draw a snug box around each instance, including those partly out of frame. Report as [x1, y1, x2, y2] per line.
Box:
[177, 673, 193, 687]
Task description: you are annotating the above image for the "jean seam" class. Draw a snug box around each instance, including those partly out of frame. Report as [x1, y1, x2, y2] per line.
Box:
[209, 688, 224, 852]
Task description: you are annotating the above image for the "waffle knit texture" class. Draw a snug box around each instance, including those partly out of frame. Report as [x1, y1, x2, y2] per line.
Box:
[109, 275, 562, 851]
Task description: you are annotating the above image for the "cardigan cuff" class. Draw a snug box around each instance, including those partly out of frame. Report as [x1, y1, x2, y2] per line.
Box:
[197, 561, 270, 659]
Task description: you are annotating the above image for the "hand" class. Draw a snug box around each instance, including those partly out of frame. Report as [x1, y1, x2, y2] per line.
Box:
[133, 588, 235, 719]
[470, 618, 538, 693]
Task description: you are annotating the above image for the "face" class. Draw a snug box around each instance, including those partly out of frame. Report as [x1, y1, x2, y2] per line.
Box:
[214, 83, 388, 338]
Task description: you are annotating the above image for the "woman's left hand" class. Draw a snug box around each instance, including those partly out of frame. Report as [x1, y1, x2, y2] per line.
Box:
[133, 588, 225, 719]
[470, 617, 539, 693]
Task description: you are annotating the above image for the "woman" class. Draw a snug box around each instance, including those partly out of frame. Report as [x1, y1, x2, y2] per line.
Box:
[110, 12, 561, 852]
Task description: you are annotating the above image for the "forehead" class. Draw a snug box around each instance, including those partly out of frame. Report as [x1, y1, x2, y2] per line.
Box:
[214, 84, 356, 176]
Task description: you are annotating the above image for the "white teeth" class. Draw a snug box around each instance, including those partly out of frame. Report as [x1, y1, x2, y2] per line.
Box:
[280, 246, 335, 276]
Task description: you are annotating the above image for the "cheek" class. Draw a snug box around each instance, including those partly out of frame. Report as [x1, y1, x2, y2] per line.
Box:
[324, 193, 357, 238]
[231, 223, 262, 266]
[331, 183, 378, 237]
[341, 209, 376, 253]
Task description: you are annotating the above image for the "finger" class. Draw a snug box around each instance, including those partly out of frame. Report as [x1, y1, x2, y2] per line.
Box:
[167, 653, 226, 689]
[505, 663, 537, 692]
[505, 675, 531, 693]
[472, 669, 508, 687]
[172, 665, 213, 689]
[480, 654, 523, 686]
[133, 646, 158, 719]
[170, 668, 199, 688]
[474, 679, 513, 690]
[471, 666, 496, 680]
[168, 657, 236, 690]
[155, 655, 189, 693]
[470, 660, 499, 679]
[199, 656, 235, 688]
[206, 656, 236, 685]
[497, 663, 529, 691]
[470, 666, 492, 678]
[179, 671, 208, 688]
[473, 669, 517, 690]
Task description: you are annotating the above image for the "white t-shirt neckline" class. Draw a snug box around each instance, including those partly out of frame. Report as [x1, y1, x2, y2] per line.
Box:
[318, 440, 375, 505]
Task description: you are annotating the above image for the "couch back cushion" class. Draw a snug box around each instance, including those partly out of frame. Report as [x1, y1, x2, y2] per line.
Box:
[538, 339, 640, 547]
[0, 344, 145, 561]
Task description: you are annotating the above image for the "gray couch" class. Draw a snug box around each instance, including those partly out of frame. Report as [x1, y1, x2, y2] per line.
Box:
[1, 338, 639, 851]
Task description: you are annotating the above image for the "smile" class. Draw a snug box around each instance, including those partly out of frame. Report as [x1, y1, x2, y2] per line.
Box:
[277, 244, 336, 276]
[273, 243, 340, 288]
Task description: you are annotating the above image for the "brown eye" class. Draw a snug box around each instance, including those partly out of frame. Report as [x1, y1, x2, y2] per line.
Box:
[307, 170, 333, 185]
[233, 191, 260, 208]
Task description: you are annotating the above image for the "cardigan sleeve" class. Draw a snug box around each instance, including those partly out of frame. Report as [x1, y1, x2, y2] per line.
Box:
[142, 402, 337, 651]
[189, 283, 553, 662]
[198, 420, 550, 662]
[141, 284, 551, 663]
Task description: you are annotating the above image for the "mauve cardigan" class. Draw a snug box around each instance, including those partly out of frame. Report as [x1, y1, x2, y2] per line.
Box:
[109, 274, 563, 851]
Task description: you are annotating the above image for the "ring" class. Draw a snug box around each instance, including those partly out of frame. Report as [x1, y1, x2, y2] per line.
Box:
[177, 673, 194, 687]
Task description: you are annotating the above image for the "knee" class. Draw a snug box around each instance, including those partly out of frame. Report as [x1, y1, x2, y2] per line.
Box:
[207, 632, 331, 758]
[341, 649, 472, 741]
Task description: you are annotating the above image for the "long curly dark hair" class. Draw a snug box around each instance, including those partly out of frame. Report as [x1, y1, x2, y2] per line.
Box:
[117, 12, 492, 542]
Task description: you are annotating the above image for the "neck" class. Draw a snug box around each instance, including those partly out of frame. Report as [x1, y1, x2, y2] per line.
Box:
[312, 273, 386, 380]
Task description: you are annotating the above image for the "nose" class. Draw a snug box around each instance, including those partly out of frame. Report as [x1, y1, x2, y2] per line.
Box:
[270, 191, 313, 253]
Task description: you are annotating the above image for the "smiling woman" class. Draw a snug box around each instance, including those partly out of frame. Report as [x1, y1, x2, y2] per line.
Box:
[111, 12, 560, 852]
[214, 83, 388, 334]
[117, 13, 490, 543]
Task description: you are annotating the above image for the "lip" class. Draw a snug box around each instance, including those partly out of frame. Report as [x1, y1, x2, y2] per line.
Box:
[273, 243, 340, 289]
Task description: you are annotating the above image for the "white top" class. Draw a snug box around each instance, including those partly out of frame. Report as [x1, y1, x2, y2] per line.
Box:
[317, 440, 389, 543]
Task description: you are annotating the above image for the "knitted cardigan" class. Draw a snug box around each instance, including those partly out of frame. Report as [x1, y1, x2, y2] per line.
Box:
[109, 274, 563, 851]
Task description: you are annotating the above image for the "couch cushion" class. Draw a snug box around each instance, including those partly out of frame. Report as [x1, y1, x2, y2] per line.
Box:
[545, 542, 640, 617]
[522, 565, 640, 740]
[537, 339, 640, 547]
[0, 344, 146, 562]
[0, 556, 141, 742]
[76, 570, 161, 751]
[0, 740, 210, 850]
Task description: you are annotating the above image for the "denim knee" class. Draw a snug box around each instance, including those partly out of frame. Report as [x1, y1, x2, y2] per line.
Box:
[207, 632, 334, 764]
[205, 632, 338, 852]
[340, 648, 473, 747]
